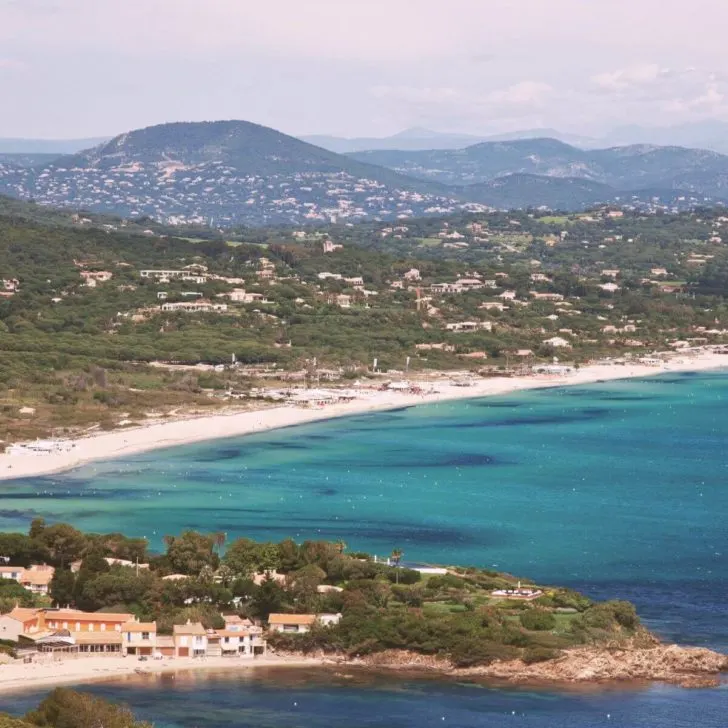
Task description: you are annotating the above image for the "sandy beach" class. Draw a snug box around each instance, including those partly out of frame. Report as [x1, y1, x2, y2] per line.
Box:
[1, 349, 726, 481]
[0, 653, 326, 695]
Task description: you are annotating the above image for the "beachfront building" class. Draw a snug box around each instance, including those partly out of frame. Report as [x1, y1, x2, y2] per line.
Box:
[0, 607, 44, 642]
[267, 613, 342, 633]
[73, 631, 123, 654]
[173, 621, 208, 657]
[267, 614, 317, 634]
[122, 621, 157, 656]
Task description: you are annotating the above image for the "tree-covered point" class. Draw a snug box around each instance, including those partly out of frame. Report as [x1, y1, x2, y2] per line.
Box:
[1, 521, 645, 668]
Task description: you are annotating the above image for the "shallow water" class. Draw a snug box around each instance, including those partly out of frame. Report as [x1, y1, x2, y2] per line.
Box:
[2, 370, 728, 725]
[4, 667, 728, 728]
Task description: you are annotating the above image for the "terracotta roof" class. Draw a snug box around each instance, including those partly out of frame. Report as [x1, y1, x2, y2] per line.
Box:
[48, 610, 133, 623]
[5, 607, 41, 623]
[121, 622, 156, 632]
[72, 631, 123, 645]
[21, 569, 54, 586]
[173, 622, 207, 636]
[268, 613, 316, 626]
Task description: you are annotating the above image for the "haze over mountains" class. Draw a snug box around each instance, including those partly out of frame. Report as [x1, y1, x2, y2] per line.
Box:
[305, 121, 728, 155]
[1, 119, 728, 226]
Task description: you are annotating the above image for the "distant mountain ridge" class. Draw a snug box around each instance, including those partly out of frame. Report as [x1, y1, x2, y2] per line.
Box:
[305, 122, 728, 155]
[349, 138, 728, 197]
[302, 127, 595, 153]
[0, 136, 110, 154]
[0, 120, 727, 224]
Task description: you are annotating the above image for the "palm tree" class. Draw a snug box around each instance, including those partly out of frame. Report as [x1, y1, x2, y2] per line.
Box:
[391, 548, 403, 584]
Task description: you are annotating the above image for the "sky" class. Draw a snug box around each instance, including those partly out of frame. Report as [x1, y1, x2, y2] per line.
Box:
[2, 0, 728, 140]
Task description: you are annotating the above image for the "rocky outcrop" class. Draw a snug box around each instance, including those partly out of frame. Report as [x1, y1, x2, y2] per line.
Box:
[347, 643, 728, 688]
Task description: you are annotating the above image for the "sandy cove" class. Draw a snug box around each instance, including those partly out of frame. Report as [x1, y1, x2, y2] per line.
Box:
[1, 349, 726, 481]
[0, 653, 323, 695]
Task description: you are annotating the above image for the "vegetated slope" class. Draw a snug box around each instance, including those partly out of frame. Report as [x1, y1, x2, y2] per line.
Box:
[0, 121, 471, 226]
[460, 174, 620, 211]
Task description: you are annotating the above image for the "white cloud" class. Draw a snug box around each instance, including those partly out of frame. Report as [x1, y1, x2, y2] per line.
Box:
[486, 82, 553, 105]
[591, 64, 670, 91]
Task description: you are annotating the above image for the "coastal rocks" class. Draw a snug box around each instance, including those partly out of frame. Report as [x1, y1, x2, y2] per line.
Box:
[350, 644, 728, 688]
[474, 644, 728, 687]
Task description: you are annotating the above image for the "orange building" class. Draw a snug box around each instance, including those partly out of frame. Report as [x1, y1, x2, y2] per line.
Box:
[43, 609, 133, 633]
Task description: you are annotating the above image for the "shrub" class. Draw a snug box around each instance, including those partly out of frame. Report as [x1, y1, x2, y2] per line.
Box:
[607, 601, 639, 630]
[522, 647, 560, 664]
[386, 568, 421, 585]
[519, 610, 557, 631]
[450, 640, 519, 668]
[427, 574, 467, 591]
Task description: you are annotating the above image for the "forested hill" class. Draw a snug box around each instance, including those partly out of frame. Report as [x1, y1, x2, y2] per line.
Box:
[60, 121, 435, 185]
[0, 121, 466, 227]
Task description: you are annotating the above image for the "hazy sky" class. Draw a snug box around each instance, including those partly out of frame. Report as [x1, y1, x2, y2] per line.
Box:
[2, 0, 728, 139]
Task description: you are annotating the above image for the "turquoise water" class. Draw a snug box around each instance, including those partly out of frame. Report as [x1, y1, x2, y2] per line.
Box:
[2, 370, 728, 725]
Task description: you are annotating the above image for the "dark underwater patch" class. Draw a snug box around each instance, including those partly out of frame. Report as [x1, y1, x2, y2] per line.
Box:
[214, 519, 501, 549]
[444, 407, 611, 429]
[470, 401, 525, 409]
[0, 509, 40, 521]
[317, 487, 338, 496]
[438, 453, 500, 467]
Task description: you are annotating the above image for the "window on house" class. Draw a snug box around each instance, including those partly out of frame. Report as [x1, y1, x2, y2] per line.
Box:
[142, 632, 150, 640]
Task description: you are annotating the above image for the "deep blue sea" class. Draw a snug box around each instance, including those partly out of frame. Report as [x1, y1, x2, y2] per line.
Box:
[2, 370, 728, 726]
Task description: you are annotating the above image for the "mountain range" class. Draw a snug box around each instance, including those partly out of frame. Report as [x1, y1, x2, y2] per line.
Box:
[0, 136, 110, 154]
[1, 120, 727, 225]
[350, 138, 728, 198]
[305, 121, 728, 155]
[303, 127, 597, 153]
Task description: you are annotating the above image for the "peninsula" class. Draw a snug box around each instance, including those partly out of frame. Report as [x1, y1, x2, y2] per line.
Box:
[0, 524, 724, 693]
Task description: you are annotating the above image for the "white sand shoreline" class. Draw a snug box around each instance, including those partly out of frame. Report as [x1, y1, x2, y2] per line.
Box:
[1, 350, 726, 482]
[0, 654, 326, 696]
